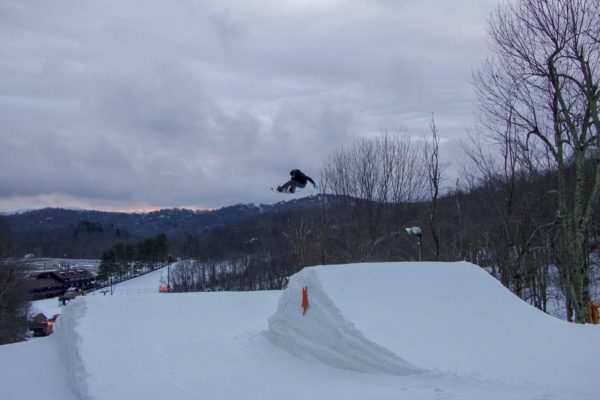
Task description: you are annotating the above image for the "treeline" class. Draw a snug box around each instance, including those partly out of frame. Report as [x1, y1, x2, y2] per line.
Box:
[0, 217, 30, 344]
[97, 234, 169, 283]
[170, 258, 288, 292]
[0, 266, 30, 344]
[7, 219, 133, 259]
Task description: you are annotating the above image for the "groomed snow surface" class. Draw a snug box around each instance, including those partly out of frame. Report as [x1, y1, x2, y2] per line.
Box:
[2, 261, 599, 400]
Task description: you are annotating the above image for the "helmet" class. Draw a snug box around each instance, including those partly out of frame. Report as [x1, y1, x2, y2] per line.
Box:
[290, 169, 298, 176]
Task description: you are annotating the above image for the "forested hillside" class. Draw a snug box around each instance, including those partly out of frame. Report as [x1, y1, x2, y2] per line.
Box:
[2, 198, 321, 258]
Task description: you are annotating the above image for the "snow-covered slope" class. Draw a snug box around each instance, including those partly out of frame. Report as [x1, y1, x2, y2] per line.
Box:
[54, 291, 282, 400]
[102, 264, 172, 294]
[2, 261, 599, 400]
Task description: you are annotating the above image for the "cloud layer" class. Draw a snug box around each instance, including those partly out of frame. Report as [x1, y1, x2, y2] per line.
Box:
[0, 0, 497, 211]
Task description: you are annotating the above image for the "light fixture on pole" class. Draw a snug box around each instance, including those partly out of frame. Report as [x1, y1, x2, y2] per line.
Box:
[405, 226, 422, 261]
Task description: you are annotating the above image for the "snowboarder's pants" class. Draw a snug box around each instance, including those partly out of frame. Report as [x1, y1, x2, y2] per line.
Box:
[281, 180, 306, 192]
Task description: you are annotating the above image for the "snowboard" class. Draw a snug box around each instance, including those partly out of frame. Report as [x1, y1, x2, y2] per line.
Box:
[271, 186, 295, 194]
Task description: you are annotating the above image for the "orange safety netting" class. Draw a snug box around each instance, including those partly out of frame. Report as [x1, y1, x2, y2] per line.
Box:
[158, 285, 170, 293]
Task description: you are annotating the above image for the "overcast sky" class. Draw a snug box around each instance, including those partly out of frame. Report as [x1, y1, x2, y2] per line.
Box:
[0, 0, 498, 212]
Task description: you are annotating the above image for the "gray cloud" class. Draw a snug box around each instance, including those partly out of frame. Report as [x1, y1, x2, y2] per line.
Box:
[0, 0, 498, 211]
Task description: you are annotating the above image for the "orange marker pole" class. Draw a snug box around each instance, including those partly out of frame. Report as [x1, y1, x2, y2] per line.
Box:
[302, 286, 309, 315]
[588, 300, 599, 324]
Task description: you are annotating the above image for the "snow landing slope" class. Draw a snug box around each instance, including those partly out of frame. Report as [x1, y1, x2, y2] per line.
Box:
[267, 261, 600, 393]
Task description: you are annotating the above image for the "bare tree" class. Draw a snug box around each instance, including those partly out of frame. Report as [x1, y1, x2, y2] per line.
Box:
[476, 0, 600, 322]
[283, 218, 313, 268]
[322, 132, 427, 260]
[424, 116, 444, 260]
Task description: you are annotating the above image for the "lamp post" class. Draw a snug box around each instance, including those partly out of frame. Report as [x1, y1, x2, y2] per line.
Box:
[405, 226, 422, 261]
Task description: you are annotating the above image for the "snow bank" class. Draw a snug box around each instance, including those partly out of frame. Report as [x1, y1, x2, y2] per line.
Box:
[0, 336, 78, 400]
[52, 298, 90, 400]
[267, 267, 421, 375]
[268, 261, 600, 394]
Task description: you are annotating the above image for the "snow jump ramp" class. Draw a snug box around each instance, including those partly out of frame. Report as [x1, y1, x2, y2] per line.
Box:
[267, 261, 600, 389]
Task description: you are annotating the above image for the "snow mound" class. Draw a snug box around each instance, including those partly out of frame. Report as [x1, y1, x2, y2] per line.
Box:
[268, 267, 421, 375]
[267, 261, 600, 391]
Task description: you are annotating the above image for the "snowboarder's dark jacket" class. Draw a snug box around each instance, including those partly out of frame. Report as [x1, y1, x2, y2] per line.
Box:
[290, 169, 315, 186]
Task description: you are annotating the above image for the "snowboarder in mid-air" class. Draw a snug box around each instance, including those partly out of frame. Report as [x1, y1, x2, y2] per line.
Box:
[276, 169, 316, 193]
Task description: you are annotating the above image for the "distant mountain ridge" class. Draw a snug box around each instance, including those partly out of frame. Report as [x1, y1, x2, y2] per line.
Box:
[4, 196, 326, 239]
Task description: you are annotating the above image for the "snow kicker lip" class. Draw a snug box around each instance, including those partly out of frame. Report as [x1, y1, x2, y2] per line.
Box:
[267, 268, 422, 375]
[268, 261, 600, 394]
